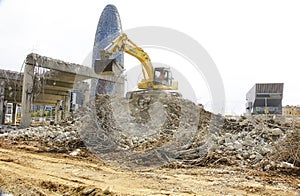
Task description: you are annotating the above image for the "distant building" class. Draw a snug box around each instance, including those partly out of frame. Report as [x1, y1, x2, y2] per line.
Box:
[282, 105, 300, 116]
[71, 82, 90, 112]
[4, 103, 13, 124]
[70, 90, 84, 111]
[246, 83, 284, 114]
[92, 5, 124, 96]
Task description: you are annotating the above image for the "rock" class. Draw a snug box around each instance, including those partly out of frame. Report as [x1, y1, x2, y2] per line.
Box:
[242, 152, 250, 159]
[224, 137, 232, 144]
[243, 140, 254, 147]
[233, 141, 243, 150]
[255, 153, 263, 161]
[72, 169, 80, 173]
[103, 186, 112, 194]
[236, 154, 243, 160]
[279, 162, 294, 168]
[81, 187, 96, 195]
[271, 128, 283, 136]
[208, 142, 217, 151]
[231, 134, 238, 141]
[218, 138, 225, 145]
[239, 120, 248, 126]
[264, 164, 271, 170]
[244, 134, 252, 140]
[70, 149, 81, 156]
[224, 133, 232, 138]
[223, 142, 232, 147]
[259, 146, 271, 155]
[210, 134, 218, 142]
[225, 145, 234, 151]
[216, 149, 223, 154]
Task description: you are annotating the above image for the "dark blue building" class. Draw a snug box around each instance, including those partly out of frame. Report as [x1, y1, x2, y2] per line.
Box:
[92, 4, 124, 95]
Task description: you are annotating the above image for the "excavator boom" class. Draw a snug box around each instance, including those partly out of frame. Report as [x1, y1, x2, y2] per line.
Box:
[96, 33, 178, 95]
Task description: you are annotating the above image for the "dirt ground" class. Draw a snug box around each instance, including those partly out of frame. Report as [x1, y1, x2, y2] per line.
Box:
[0, 145, 299, 196]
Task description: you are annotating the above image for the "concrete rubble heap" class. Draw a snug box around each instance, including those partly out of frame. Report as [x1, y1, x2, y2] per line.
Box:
[74, 94, 299, 171]
[73, 94, 200, 168]
[0, 124, 84, 152]
[0, 94, 299, 172]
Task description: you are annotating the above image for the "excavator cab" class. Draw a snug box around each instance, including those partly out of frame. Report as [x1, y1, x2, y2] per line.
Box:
[154, 67, 173, 87]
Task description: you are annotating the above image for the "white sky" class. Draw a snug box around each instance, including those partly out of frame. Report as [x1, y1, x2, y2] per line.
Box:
[0, 0, 300, 115]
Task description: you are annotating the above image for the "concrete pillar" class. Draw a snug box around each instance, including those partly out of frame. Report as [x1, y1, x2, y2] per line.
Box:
[0, 80, 5, 125]
[64, 93, 71, 119]
[12, 103, 17, 125]
[21, 64, 34, 128]
[55, 100, 62, 123]
[84, 89, 90, 105]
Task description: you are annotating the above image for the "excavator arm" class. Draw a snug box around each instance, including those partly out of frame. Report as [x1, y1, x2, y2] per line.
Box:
[97, 32, 178, 91]
[100, 33, 154, 87]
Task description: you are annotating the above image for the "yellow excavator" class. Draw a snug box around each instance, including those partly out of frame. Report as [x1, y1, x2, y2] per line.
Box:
[95, 33, 180, 98]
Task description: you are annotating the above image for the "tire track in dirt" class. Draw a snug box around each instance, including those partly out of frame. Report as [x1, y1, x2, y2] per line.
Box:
[0, 148, 299, 195]
[0, 148, 169, 195]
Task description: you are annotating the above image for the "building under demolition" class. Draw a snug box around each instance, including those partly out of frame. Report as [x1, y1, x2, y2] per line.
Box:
[246, 83, 284, 115]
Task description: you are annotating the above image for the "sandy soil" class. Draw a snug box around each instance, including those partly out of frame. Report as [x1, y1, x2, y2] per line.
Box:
[0, 145, 299, 196]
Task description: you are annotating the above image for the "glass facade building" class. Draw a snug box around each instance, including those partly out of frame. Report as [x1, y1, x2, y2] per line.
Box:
[92, 4, 124, 95]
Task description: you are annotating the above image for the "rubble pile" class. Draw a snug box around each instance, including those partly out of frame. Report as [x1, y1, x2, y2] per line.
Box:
[77, 94, 299, 170]
[71, 94, 200, 167]
[74, 94, 198, 151]
[182, 117, 289, 167]
[0, 94, 299, 171]
[178, 115, 300, 174]
[0, 124, 84, 152]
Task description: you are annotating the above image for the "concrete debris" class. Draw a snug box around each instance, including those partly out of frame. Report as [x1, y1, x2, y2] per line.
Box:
[271, 128, 283, 136]
[0, 124, 84, 152]
[70, 149, 81, 156]
[0, 94, 299, 172]
[74, 94, 300, 171]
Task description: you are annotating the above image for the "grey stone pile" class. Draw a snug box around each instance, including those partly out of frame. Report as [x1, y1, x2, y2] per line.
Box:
[75, 94, 299, 170]
[76, 94, 199, 151]
[72, 93, 200, 168]
[180, 114, 300, 172]
[0, 124, 84, 152]
[0, 93, 298, 171]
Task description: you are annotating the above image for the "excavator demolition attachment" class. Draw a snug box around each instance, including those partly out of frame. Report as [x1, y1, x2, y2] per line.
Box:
[94, 58, 117, 75]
